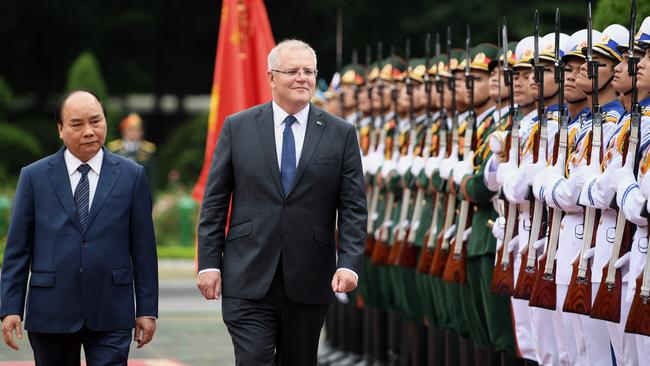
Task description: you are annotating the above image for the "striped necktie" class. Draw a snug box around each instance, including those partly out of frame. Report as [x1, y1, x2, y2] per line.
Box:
[74, 163, 91, 231]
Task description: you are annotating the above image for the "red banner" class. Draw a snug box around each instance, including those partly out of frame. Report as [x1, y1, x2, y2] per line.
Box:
[192, 0, 275, 202]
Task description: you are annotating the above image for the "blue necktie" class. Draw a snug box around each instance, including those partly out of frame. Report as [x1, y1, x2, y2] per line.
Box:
[281, 115, 297, 195]
[74, 164, 91, 231]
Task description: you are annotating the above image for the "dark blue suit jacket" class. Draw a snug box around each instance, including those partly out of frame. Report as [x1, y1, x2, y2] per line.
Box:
[0, 147, 158, 333]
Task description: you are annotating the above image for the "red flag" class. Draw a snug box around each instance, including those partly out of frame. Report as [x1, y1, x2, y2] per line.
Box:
[192, 0, 275, 202]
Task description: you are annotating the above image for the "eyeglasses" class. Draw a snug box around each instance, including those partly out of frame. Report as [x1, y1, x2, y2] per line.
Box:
[271, 68, 318, 78]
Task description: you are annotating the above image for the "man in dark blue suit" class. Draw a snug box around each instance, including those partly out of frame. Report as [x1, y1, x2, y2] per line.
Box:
[0, 91, 158, 365]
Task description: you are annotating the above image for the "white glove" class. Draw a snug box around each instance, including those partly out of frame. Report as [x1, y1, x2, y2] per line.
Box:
[444, 224, 457, 240]
[424, 156, 442, 177]
[518, 236, 530, 255]
[525, 160, 546, 186]
[453, 154, 474, 185]
[614, 251, 630, 270]
[462, 227, 472, 242]
[534, 237, 546, 251]
[496, 161, 515, 186]
[366, 150, 384, 175]
[396, 155, 413, 176]
[491, 216, 506, 241]
[439, 155, 459, 180]
[572, 163, 599, 190]
[582, 247, 595, 261]
[495, 239, 504, 253]
[507, 235, 519, 254]
[532, 165, 553, 202]
[489, 133, 503, 155]
[381, 158, 396, 177]
[411, 156, 426, 177]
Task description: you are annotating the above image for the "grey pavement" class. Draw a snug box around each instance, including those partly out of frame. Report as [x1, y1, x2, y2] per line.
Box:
[0, 259, 236, 365]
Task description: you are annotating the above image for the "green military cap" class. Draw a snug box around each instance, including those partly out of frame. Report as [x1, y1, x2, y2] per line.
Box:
[427, 55, 444, 76]
[340, 63, 367, 85]
[468, 43, 499, 72]
[447, 49, 467, 76]
[488, 41, 518, 71]
[367, 62, 380, 82]
[408, 58, 427, 83]
[379, 55, 408, 81]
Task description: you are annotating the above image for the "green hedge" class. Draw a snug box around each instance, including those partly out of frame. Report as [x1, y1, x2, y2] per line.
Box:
[157, 113, 208, 189]
[594, 0, 650, 31]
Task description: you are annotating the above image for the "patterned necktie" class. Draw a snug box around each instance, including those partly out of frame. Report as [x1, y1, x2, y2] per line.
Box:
[74, 164, 91, 231]
[281, 115, 297, 195]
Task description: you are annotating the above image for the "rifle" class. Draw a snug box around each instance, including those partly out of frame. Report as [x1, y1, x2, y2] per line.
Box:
[373, 46, 403, 266]
[593, 0, 638, 323]
[527, 9, 568, 310]
[430, 27, 458, 277]
[563, 2, 605, 315]
[392, 39, 419, 267]
[443, 24, 474, 284]
[370, 42, 394, 264]
[491, 18, 518, 295]
[418, 33, 442, 273]
[515, 10, 547, 300]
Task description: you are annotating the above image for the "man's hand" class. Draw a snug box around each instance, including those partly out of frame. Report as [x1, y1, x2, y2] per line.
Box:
[134, 317, 156, 349]
[1, 315, 22, 350]
[331, 270, 358, 293]
[197, 271, 222, 300]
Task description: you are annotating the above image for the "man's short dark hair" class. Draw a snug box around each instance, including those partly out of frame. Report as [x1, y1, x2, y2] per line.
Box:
[55, 90, 106, 125]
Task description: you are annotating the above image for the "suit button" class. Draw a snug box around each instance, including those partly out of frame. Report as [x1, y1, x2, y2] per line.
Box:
[81, 241, 87, 245]
[80, 268, 83, 273]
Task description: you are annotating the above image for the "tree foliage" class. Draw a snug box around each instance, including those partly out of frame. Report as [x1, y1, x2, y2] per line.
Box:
[0, 123, 43, 184]
[0, 76, 13, 120]
[594, 0, 650, 31]
[65, 51, 108, 102]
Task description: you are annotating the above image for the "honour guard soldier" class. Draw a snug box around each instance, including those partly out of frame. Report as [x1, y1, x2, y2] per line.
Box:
[613, 15, 650, 365]
[541, 22, 626, 365]
[108, 113, 157, 186]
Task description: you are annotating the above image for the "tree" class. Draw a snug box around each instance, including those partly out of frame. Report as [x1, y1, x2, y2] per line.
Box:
[0, 75, 13, 120]
[65, 51, 108, 101]
[594, 0, 650, 31]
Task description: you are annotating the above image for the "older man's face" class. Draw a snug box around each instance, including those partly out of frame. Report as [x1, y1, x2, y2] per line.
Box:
[269, 48, 317, 112]
[58, 92, 107, 162]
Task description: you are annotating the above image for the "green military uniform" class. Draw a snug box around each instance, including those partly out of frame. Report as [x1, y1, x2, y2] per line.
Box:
[456, 43, 517, 353]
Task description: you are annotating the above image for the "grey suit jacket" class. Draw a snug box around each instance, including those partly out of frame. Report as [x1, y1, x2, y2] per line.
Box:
[197, 102, 367, 304]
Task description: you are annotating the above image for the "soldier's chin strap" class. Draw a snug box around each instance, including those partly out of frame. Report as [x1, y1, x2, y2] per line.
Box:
[584, 70, 615, 96]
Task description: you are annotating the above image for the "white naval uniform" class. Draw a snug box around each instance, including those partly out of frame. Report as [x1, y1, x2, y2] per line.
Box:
[583, 110, 648, 366]
[543, 102, 624, 366]
[614, 105, 650, 366]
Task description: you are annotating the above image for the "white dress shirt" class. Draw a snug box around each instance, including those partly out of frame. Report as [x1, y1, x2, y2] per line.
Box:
[272, 101, 309, 170]
[200, 102, 358, 282]
[64, 148, 103, 209]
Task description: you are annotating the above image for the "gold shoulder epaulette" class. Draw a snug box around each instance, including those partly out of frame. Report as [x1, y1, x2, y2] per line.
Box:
[107, 139, 123, 151]
[141, 140, 157, 153]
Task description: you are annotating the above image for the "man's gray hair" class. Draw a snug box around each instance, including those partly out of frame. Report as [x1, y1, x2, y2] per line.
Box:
[267, 39, 317, 71]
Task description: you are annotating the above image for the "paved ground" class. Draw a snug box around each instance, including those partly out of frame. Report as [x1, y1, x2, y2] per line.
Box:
[0, 260, 236, 365]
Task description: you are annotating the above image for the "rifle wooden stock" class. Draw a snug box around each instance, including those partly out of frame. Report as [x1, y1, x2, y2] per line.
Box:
[513, 199, 543, 300]
[625, 275, 650, 336]
[430, 231, 449, 277]
[429, 192, 456, 277]
[442, 237, 468, 284]
[529, 207, 561, 310]
[371, 236, 391, 265]
[387, 238, 403, 265]
[591, 220, 633, 322]
[417, 241, 434, 273]
[563, 260, 593, 314]
[491, 202, 516, 296]
[442, 203, 472, 284]
[417, 192, 440, 273]
[528, 252, 557, 309]
[563, 208, 600, 315]
[395, 232, 417, 268]
[365, 234, 376, 256]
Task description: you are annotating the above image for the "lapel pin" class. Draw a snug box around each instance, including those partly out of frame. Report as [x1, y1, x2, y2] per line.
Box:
[316, 121, 322, 126]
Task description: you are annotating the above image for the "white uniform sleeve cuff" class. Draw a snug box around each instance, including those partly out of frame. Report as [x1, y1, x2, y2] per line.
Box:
[198, 268, 221, 275]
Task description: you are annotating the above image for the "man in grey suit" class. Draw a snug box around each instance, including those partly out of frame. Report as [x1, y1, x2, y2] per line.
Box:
[196, 39, 367, 365]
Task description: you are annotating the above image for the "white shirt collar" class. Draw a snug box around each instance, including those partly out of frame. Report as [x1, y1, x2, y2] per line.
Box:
[65, 147, 103, 176]
[476, 105, 497, 122]
[272, 101, 310, 128]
